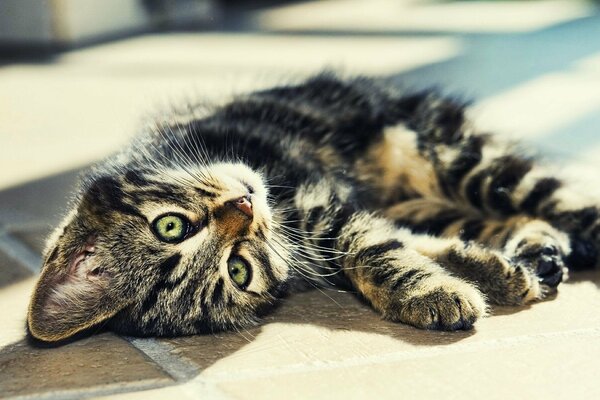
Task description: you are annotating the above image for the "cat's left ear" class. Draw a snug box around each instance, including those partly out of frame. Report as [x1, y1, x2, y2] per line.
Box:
[28, 186, 131, 342]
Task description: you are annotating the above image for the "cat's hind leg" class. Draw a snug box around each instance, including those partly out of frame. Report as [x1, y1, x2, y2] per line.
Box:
[383, 93, 600, 269]
[385, 198, 570, 297]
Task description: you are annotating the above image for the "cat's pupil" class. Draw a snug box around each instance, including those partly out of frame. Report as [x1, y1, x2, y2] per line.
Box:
[166, 222, 175, 231]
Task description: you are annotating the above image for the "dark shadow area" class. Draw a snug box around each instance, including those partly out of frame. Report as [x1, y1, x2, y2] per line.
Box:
[0, 0, 304, 65]
[0, 333, 172, 398]
[0, 169, 82, 292]
[0, 251, 32, 289]
[0, 168, 82, 226]
[565, 269, 600, 285]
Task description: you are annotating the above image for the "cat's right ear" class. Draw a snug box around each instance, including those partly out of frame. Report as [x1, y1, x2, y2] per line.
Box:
[27, 183, 131, 342]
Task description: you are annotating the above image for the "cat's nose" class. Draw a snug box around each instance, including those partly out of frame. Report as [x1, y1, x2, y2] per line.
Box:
[229, 196, 253, 218]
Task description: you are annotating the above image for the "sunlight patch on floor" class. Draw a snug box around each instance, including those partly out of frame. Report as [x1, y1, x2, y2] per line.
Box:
[255, 0, 593, 33]
[0, 33, 459, 190]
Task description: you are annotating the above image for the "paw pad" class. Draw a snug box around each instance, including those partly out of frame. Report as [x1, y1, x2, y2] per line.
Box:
[513, 244, 565, 289]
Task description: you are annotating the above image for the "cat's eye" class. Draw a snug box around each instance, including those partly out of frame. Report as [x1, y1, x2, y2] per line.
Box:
[152, 214, 191, 243]
[228, 256, 251, 289]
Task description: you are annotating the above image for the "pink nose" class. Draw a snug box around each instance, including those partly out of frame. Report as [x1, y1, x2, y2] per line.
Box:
[232, 196, 253, 218]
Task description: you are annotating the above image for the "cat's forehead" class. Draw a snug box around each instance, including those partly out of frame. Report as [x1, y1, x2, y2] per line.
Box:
[103, 162, 269, 223]
[126, 162, 264, 194]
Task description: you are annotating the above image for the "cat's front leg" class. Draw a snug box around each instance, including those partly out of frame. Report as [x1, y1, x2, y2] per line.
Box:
[336, 212, 487, 330]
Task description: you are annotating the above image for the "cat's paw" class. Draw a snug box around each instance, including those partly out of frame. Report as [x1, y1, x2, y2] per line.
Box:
[392, 279, 487, 331]
[504, 222, 570, 292]
[509, 240, 569, 291]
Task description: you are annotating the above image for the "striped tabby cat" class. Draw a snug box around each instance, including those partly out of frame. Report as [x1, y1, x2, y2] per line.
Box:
[28, 74, 599, 342]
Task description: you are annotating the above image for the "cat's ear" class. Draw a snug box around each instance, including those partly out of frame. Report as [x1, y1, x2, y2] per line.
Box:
[28, 189, 130, 342]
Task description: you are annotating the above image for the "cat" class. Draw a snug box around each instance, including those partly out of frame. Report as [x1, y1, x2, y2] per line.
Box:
[27, 73, 599, 343]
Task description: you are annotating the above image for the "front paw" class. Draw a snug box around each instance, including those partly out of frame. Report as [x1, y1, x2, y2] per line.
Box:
[391, 279, 487, 331]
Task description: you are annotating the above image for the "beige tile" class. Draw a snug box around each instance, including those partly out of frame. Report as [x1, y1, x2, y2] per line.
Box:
[0, 333, 172, 398]
[163, 270, 600, 380]
[93, 384, 197, 400]
[94, 379, 232, 400]
[0, 277, 36, 348]
[161, 328, 263, 372]
[215, 333, 600, 400]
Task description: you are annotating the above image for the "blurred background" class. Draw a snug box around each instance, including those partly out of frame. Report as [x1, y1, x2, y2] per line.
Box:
[1, 0, 600, 192]
[2, 2, 600, 398]
[2, 0, 600, 289]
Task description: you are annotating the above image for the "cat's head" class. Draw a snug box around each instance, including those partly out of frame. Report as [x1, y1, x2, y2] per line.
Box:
[27, 161, 290, 342]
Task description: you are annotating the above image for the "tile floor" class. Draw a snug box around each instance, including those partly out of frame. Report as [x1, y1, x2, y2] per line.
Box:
[1, 1, 600, 399]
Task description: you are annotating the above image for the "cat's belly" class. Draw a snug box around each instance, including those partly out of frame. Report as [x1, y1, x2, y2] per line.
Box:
[354, 123, 442, 204]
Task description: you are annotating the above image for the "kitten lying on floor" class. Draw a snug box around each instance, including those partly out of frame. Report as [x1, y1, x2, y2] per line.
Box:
[27, 73, 598, 342]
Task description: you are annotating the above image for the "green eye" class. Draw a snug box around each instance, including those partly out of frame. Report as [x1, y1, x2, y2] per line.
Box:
[228, 256, 251, 289]
[152, 214, 189, 243]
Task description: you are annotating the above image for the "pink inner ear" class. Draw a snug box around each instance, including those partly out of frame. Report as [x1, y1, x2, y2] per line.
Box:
[42, 238, 111, 315]
[66, 237, 110, 280]
[68, 243, 96, 275]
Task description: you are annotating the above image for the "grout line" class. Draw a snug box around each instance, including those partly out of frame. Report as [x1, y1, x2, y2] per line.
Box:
[124, 338, 233, 398]
[0, 231, 42, 273]
[126, 337, 200, 382]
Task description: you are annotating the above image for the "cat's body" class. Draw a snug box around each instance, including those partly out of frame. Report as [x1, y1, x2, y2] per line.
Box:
[28, 74, 599, 342]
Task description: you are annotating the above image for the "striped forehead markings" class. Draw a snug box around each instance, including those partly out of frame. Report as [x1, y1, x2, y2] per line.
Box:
[196, 187, 219, 198]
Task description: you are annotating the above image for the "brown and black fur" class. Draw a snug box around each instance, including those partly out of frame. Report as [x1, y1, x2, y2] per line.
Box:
[27, 73, 600, 342]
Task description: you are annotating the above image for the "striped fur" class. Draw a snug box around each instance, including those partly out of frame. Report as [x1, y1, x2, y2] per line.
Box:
[27, 73, 600, 342]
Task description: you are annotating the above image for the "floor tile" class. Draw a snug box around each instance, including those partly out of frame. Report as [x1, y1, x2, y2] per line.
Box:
[215, 333, 600, 400]
[161, 270, 600, 380]
[94, 380, 230, 400]
[0, 169, 79, 224]
[0, 250, 32, 288]
[0, 333, 173, 398]
[10, 227, 51, 255]
[0, 277, 36, 348]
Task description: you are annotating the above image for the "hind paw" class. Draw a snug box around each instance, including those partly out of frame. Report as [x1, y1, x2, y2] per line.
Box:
[506, 229, 570, 293]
